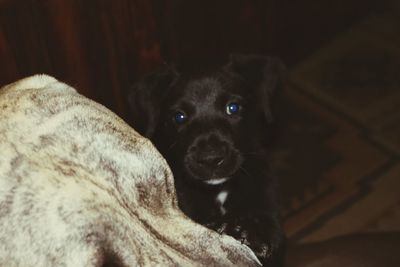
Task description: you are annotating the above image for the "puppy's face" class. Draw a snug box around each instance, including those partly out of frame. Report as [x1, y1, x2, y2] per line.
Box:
[129, 55, 284, 185]
[157, 75, 246, 185]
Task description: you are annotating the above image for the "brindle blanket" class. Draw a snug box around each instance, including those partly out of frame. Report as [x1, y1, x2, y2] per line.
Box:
[0, 75, 260, 267]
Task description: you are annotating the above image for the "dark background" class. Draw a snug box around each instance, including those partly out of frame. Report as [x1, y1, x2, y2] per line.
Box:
[0, 0, 388, 121]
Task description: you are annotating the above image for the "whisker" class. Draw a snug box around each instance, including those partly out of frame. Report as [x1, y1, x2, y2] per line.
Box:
[239, 166, 252, 178]
[241, 152, 267, 158]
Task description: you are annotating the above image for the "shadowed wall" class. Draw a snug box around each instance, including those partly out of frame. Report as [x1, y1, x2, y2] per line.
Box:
[0, 0, 373, 119]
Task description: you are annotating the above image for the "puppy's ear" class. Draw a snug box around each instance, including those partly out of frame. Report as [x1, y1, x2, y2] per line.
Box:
[226, 54, 285, 123]
[128, 65, 178, 137]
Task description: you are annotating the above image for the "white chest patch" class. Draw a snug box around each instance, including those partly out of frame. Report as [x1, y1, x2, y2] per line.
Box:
[204, 177, 230, 185]
[216, 189, 229, 216]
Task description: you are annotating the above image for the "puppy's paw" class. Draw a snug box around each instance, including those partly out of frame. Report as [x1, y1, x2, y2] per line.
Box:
[219, 215, 284, 265]
[205, 221, 228, 234]
[227, 221, 272, 259]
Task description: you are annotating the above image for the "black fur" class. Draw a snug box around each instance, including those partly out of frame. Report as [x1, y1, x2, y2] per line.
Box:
[128, 55, 286, 266]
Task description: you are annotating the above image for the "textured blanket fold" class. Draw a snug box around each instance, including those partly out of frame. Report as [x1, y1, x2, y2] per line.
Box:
[0, 75, 260, 267]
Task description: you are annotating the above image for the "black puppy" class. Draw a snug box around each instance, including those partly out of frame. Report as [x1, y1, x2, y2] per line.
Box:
[128, 55, 285, 266]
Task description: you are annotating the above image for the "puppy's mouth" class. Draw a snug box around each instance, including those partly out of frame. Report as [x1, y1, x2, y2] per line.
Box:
[183, 149, 242, 184]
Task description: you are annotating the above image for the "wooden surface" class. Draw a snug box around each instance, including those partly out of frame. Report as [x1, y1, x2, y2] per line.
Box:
[0, 0, 161, 118]
[0, 0, 374, 119]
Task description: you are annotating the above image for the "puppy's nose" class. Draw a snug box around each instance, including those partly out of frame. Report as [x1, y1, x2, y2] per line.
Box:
[196, 152, 225, 168]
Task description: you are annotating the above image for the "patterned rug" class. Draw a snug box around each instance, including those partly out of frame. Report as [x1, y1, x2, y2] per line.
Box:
[273, 14, 400, 244]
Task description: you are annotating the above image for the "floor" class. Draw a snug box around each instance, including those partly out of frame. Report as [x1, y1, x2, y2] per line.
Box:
[272, 12, 400, 244]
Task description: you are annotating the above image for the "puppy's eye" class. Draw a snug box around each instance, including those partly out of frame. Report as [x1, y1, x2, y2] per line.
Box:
[226, 103, 240, 115]
[173, 111, 187, 124]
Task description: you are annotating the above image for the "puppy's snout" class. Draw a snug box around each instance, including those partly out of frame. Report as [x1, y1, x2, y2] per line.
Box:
[188, 136, 229, 169]
[196, 151, 225, 168]
[184, 133, 242, 180]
